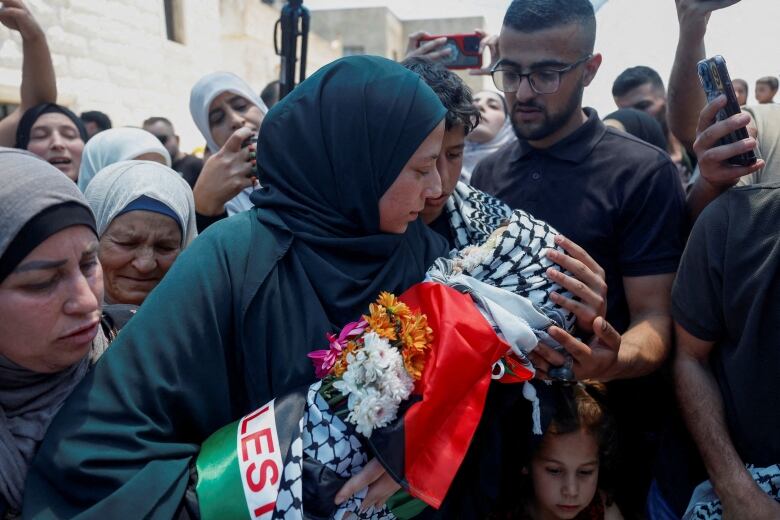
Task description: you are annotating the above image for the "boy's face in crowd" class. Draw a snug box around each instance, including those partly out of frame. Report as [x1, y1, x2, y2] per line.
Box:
[530, 428, 600, 520]
[497, 23, 600, 148]
[613, 82, 666, 122]
[421, 123, 466, 224]
[733, 81, 748, 106]
[755, 82, 777, 104]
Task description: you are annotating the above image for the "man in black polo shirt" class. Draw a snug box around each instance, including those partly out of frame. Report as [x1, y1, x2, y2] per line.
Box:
[471, 0, 686, 514]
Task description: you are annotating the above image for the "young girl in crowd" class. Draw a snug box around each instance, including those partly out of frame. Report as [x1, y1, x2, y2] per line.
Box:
[496, 382, 623, 520]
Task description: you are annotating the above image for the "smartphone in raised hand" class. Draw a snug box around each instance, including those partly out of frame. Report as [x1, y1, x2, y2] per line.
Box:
[418, 33, 483, 70]
[697, 55, 757, 166]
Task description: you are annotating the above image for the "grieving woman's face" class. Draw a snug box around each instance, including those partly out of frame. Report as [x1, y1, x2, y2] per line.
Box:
[379, 120, 445, 233]
[467, 91, 507, 144]
[26, 113, 85, 181]
[99, 211, 182, 305]
[208, 92, 265, 150]
[0, 226, 103, 373]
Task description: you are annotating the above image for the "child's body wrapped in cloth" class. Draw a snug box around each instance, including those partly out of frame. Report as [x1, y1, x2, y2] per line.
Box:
[193, 206, 578, 520]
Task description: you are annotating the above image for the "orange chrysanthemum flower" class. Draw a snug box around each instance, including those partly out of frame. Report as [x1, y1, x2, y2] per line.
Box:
[377, 291, 411, 319]
[403, 347, 427, 381]
[331, 340, 359, 378]
[365, 303, 397, 340]
[400, 313, 433, 380]
[400, 314, 432, 350]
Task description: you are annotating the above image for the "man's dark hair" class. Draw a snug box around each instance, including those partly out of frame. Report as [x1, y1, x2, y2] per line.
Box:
[142, 116, 174, 129]
[757, 76, 779, 90]
[80, 110, 112, 131]
[401, 57, 479, 135]
[611, 66, 665, 97]
[503, 0, 596, 52]
[261, 80, 281, 109]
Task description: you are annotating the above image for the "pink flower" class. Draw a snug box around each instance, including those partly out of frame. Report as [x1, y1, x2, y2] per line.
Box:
[308, 319, 368, 379]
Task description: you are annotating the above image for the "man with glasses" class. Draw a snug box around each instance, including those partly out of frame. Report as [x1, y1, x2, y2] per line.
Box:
[471, 0, 686, 515]
[143, 116, 203, 188]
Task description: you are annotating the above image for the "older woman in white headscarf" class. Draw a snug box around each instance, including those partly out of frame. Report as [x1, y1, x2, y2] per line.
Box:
[77, 127, 171, 192]
[85, 160, 196, 306]
[188, 71, 268, 218]
[461, 90, 517, 184]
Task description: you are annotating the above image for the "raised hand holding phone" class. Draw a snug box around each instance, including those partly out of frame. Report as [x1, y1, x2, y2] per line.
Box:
[697, 55, 756, 166]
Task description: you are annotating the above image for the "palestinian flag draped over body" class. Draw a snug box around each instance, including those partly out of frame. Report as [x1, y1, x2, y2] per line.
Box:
[195, 208, 577, 519]
[196, 282, 523, 519]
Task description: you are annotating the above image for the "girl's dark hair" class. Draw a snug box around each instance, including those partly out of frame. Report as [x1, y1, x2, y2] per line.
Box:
[546, 382, 614, 465]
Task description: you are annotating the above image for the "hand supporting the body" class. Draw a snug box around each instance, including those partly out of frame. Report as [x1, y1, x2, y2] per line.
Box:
[686, 95, 764, 222]
[531, 234, 621, 380]
[335, 458, 401, 514]
[0, 0, 57, 146]
[532, 236, 674, 381]
[193, 127, 257, 216]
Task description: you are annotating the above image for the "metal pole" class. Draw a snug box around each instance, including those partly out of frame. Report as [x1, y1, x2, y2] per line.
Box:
[275, 0, 310, 99]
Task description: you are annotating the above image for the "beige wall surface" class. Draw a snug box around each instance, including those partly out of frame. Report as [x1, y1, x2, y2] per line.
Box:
[0, 0, 341, 151]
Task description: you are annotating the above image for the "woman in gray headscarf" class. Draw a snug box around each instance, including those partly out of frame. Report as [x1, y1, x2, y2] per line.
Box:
[0, 148, 126, 517]
[85, 160, 196, 306]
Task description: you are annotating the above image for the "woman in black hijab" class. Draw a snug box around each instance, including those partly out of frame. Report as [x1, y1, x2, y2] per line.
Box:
[14, 103, 88, 182]
[24, 55, 448, 517]
[603, 108, 668, 151]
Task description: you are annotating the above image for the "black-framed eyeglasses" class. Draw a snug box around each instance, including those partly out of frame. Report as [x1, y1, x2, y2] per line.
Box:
[156, 135, 169, 146]
[491, 55, 593, 95]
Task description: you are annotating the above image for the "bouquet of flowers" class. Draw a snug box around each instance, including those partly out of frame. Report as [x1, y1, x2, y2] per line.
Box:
[308, 293, 432, 438]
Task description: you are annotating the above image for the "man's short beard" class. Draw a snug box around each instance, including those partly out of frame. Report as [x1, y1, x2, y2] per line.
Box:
[510, 81, 585, 142]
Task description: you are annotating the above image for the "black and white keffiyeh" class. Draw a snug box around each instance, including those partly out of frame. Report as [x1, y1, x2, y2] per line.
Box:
[273, 382, 395, 520]
[683, 464, 780, 520]
[445, 182, 513, 251]
[437, 183, 577, 381]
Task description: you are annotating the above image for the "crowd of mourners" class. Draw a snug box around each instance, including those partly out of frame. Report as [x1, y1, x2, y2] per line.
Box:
[0, 0, 778, 518]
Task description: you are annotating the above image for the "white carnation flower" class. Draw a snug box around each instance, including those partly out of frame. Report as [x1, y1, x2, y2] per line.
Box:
[347, 387, 400, 437]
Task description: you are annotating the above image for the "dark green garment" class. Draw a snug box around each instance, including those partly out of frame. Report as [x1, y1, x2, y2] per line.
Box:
[23, 56, 448, 518]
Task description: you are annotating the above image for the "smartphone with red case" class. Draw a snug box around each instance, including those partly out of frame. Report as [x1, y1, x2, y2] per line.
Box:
[418, 33, 483, 70]
[697, 55, 757, 166]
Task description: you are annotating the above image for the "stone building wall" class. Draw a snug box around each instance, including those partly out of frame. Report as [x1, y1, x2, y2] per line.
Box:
[0, 0, 341, 150]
